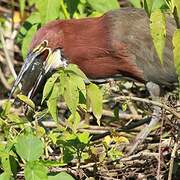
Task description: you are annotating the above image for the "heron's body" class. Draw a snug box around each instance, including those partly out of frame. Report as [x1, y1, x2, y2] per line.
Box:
[30, 8, 178, 88]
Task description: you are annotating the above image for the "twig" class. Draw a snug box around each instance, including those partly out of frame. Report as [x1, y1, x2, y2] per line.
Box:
[58, 102, 142, 120]
[0, 66, 11, 90]
[0, 28, 21, 88]
[104, 96, 180, 119]
[157, 110, 165, 179]
[168, 128, 180, 180]
[102, 109, 142, 120]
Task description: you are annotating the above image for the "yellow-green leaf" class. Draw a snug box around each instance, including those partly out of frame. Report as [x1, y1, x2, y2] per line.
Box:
[87, 0, 119, 13]
[68, 111, 81, 133]
[36, 0, 61, 24]
[65, 64, 88, 80]
[17, 94, 35, 109]
[19, 0, 25, 17]
[47, 83, 59, 121]
[87, 83, 102, 125]
[70, 74, 86, 98]
[42, 73, 59, 103]
[174, 0, 180, 18]
[22, 24, 38, 58]
[173, 29, 180, 96]
[150, 9, 166, 64]
[64, 76, 79, 117]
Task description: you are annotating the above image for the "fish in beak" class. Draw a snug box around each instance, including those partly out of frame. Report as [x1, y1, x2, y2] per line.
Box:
[10, 40, 68, 100]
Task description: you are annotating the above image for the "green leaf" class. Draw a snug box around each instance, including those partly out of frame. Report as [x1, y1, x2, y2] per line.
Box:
[21, 24, 38, 58]
[16, 12, 40, 44]
[78, 132, 90, 144]
[28, 0, 36, 6]
[15, 134, 44, 161]
[144, 0, 153, 15]
[1, 156, 11, 174]
[173, 29, 180, 94]
[87, 0, 119, 13]
[48, 172, 74, 180]
[151, 0, 166, 12]
[174, 0, 180, 18]
[60, 0, 70, 19]
[87, 83, 102, 125]
[107, 147, 123, 161]
[19, 0, 25, 17]
[59, 70, 65, 95]
[122, 103, 127, 112]
[17, 94, 35, 109]
[66, 0, 80, 18]
[64, 75, 79, 117]
[2, 100, 11, 116]
[7, 113, 23, 124]
[150, 9, 166, 64]
[36, 0, 61, 24]
[42, 73, 59, 103]
[65, 64, 88, 80]
[0, 172, 11, 180]
[25, 161, 48, 180]
[129, 0, 142, 8]
[68, 111, 81, 133]
[70, 74, 86, 98]
[47, 83, 59, 121]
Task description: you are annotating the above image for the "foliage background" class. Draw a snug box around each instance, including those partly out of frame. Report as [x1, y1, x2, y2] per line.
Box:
[0, 0, 180, 179]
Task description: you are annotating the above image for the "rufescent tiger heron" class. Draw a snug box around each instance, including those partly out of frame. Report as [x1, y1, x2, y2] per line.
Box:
[10, 8, 178, 154]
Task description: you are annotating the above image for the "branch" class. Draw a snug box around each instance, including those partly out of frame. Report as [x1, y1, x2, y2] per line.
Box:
[0, 28, 21, 89]
[0, 66, 11, 90]
[104, 96, 180, 119]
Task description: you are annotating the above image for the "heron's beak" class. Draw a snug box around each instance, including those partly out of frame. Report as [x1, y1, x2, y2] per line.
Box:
[10, 40, 68, 100]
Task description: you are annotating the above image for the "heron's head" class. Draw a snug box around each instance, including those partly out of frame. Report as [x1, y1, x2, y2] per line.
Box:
[10, 20, 68, 99]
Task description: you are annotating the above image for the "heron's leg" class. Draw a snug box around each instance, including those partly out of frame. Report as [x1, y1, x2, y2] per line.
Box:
[128, 82, 162, 155]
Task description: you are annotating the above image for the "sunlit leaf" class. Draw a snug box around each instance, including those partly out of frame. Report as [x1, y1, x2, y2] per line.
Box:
[87, 83, 103, 125]
[16, 12, 40, 44]
[174, 0, 180, 18]
[151, 0, 167, 12]
[103, 135, 112, 146]
[59, 70, 65, 95]
[15, 134, 44, 161]
[173, 29, 180, 97]
[64, 76, 79, 117]
[19, 0, 25, 17]
[42, 73, 59, 103]
[47, 83, 59, 121]
[2, 101, 11, 117]
[78, 132, 90, 144]
[17, 94, 35, 109]
[70, 74, 86, 98]
[87, 0, 119, 13]
[113, 136, 129, 144]
[0, 172, 11, 180]
[68, 111, 81, 133]
[150, 9, 166, 63]
[36, 0, 61, 24]
[48, 172, 74, 180]
[65, 64, 88, 80]
[21, 24, 38, 58]
[25, 161, 48, 180]
[122, 103, 127, 112]
[28, 0, 36, 6]
[144, 0, 153, 15]
[107, 147, 123, 161]
[60, 0, 70, 19]
[129, 0, 142, 8]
